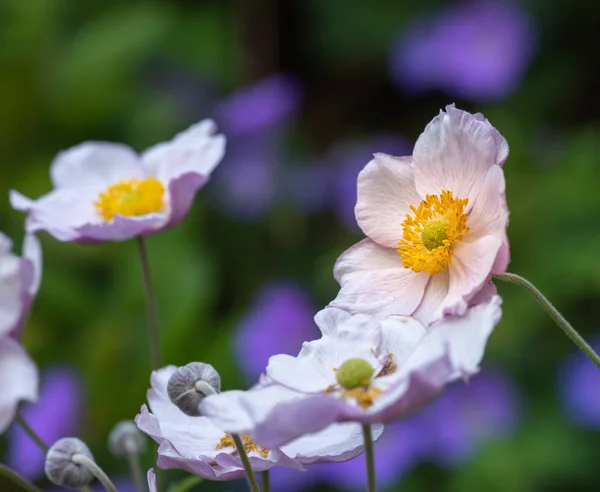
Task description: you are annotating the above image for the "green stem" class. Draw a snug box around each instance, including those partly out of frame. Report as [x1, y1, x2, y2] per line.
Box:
[0, 464, 42, 492]
[261, 470, 271, 492]
[231, 434, 261, 492]
[494, 272, 600, 369]
[126, 450, 146, 492]
[15, 411, 48, 452]
[71, 453, 117, 492]
[361, 424, 376, 492]
[136, 236, 162, 370]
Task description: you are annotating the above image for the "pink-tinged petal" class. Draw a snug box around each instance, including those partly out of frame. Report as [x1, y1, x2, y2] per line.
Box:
[147, 469, 157, 492]
[50, 142, 142, 190]
[331, 239, 428, 316]
[164, 172, 209, 228]
[379, 315, 426, 363]
[412, 105, 505, 206]
[442, 234, 503, 318]
[0, 339, 38, 434]
[0, 236, 23, 339]
[491, 234, 510, 275]
[74, 213, 167, 243]
[412, 270, 449, 325]
[142, 119, 226, 183]
[473, 112, 509, 166]
[355, 154, 421, 248]
[466, 166, 508, 241]
[282, 422, 384, 464]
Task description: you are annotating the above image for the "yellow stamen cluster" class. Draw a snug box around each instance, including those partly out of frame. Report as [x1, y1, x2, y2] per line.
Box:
[95, 177, 165, 222]
[377, 355, 397, 378]
[215, 433, 269, 458]
[342, 386, 383, 409]
[397, 190, 469, 275]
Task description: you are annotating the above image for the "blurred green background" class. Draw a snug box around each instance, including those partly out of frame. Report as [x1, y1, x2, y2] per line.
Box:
[2, 0, 600, 491]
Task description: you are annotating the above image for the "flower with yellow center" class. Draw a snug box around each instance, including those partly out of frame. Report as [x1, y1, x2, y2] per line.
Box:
[215, 433, 269, 458]
[95, 178, 166, 222]
[330, 105, 510, 324]
[11, 119, 226, 243]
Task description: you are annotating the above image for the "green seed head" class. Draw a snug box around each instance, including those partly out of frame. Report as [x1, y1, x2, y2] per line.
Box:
[421, 220, 449, 250]
[336, 358, 375, 389]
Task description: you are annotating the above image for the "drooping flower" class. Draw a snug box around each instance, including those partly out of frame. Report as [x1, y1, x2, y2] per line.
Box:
[0, 233, 42, 434]
[391, 1, 536, 102]
[420, 367, 520, 465]
[135, 366, 383, 480]
[6, 367, 82, 479]
[558, 337, 600, 429]
[202, 297, 502, 448]
[234, 282, 319, 382]
[10, 121, 225, 243]
[330, 105, 509, 325]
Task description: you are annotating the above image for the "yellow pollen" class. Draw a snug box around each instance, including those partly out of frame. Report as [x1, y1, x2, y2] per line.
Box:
[397, 190, 469, 275]
[95, 177, 165, 222]
[342, 386, 383, 409]
[216, 433, 269, 458]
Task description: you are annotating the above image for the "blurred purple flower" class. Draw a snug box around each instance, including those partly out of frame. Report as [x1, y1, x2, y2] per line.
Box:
[6, 367, 83, 480]
[391, 1, 536, 102]
[330, 135, 410, 231]
[558, 337, 600, 429]
[234, 282, 318, 382]
[315, 419, 426, 490]
[214, 74, 302, 136]
[420, 368, 520, 466]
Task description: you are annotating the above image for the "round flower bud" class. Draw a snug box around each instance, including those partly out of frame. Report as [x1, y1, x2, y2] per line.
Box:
[167, 362, 221, 416]
[108, 420, 147, 457]
[336, 358, 375, 389]
[45, 437, 95, 489]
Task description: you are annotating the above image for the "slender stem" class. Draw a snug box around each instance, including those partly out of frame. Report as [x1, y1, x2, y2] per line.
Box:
[231, 434, 261, 492]
[136, 236, 162, 369]
[126, 449, 146, 492]
[261, 470, 271, 492]
[361, 424, 376, 492]
[495, 272, 600, 369]
[0, 464, 42, 492]
[71, 454, 117, 492]
[15, 411, 48, 452]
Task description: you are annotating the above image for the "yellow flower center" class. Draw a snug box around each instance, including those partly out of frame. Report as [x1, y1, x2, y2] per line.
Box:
[215, 433, 269, 458]
[397, 190, 469, 275]
[94, 177, 165, 222]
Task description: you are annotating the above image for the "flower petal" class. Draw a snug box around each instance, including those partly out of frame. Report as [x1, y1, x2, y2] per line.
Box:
[164, 172, 209, 228]
[331, 239, 429, 316]
[74, 213, 167, 243]
[411, 270, 449, 325]
[412, 105, 505, 206]
[0, 339, 38, 434]
[443, 234, 503, 318]
[0, 236, 24, 339]
[473, 113, 509, 166]
[50, 142, 142, 190]
[355, 154, 421, 248]
[142, 120, 226, 183]
[147, 469, 157, 492]
[465, 166, 508, 241]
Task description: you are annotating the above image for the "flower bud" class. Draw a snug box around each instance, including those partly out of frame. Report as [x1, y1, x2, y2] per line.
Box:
[167, 362, 221, 416]
[45, 437, 95, 489]
[108, 420, 147, 457]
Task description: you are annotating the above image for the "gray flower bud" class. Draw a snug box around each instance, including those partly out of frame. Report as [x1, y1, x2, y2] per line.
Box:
[167, 362, 221, 416]
[45, 438, 95, 489]
[108, 420, 147, 457]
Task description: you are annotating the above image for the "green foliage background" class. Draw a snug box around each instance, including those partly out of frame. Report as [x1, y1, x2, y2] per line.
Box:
[2, 0, 600, 491]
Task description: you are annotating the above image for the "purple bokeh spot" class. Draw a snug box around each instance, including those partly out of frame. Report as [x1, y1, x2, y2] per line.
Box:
[558, 336, 600, 429]
[6, 367, 83, 480]
[234, 282, 319, 382]
[391, 0, 536, 102]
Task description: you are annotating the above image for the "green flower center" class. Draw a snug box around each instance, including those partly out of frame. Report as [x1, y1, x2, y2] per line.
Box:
[420, 219, 449, 251]
[336, 358, 375, 389]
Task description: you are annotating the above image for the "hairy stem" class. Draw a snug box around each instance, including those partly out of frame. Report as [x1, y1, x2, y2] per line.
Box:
[232, 434, 261, 492]
[0, 464, 42, 492]
[15, 410, 48, 452]
[361, 424, 376, 492]
[71, 454, 117, 492]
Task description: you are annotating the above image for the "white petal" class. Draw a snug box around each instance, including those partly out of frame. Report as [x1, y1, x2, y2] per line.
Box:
[465, 166, 509, 241]
[411, 270, 450, 325]
[355, 154, 421, 248]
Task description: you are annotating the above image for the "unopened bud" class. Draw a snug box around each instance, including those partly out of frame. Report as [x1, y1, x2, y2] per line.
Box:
[108, 420, 147, 457]
[45, 438, 95, 489]
[167, 362, 221, 416]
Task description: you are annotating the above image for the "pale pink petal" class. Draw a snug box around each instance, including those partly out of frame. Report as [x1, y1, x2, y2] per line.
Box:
[164, 172, 209, 227]
[0, 339, 38, 434]
[142, 120, 226, 183]
[0, 237, 23, 339]
[473, 112, 509, 166]
[355, 154, 421, 248]
[412, 105, 505, 206]
[331, 239, 429, 316]
[465, 166, 508, 241]
[491, 234, 510, 275]
[50, 142, 142, 190]
[442, 235, 503, 318]
[411, 270, 449, 325]
[74, 213, 167, 243]
[147, 469, 157, 492]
